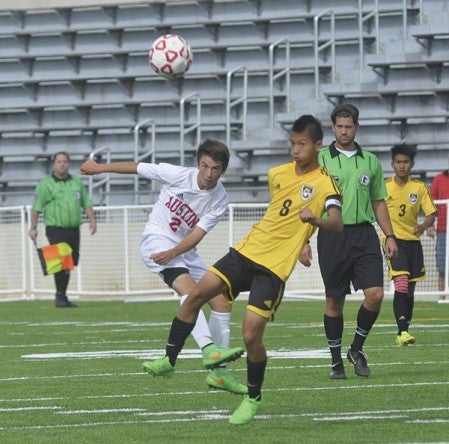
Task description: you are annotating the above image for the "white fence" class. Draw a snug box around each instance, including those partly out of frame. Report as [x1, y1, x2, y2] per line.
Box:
[0, 202, 448, 301]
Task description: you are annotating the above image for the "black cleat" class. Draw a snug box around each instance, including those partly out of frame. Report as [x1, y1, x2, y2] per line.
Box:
[330, 362, 347, 380]
[347, 348, 370, 377]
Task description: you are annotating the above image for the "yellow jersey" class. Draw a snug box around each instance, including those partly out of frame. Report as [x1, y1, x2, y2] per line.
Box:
[235, 161, 341, 281]
[385, 176, 437, 241]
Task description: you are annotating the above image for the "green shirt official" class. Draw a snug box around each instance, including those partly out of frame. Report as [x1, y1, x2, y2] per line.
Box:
[32, 173, 93, 228]
[318, 141, 388, 225]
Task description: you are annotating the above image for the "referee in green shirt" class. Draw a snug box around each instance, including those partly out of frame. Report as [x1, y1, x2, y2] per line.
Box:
[301, 104, 398, 379]
[29, 152, 97, 307]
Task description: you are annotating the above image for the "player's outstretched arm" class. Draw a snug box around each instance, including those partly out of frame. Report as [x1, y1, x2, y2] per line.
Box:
[80, 159, 138, 175]
[299, 207, 343, 233]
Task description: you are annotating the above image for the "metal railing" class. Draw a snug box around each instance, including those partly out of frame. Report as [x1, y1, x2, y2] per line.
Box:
[0, 203, 448, 301]
[88, 146, 111, 206]
[358, 0, 380, 74]
[226, 65, 248, 149]
[180, 91, 202, 165]
[133, 118, 156, 204]
[314, 9, 335, 99]
[269, 38, 290, 130]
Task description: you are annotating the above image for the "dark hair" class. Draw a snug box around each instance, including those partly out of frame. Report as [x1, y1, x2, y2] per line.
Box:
[391, 143, 417, 161]
[196, 139, 230, 172]
[52, 151, 70, 163]
[291, 114, 323, 143]
[331, 103, 359, 125]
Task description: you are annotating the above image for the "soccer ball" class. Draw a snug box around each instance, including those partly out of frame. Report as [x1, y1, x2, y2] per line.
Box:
[148, 34, 193, 79]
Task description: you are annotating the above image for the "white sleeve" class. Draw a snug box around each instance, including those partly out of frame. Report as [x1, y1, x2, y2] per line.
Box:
[196, 192, 229, 233]
[137, 162, 185, 185]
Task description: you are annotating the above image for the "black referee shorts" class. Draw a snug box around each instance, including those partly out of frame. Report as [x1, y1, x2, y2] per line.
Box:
[317, 223, 384, 298]
[46, 226, 81, 266]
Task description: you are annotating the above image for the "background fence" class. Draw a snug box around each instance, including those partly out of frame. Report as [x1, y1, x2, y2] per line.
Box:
[0, 202, 448, 302]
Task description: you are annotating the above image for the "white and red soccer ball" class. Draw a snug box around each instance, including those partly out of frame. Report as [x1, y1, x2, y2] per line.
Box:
[148, 34, 193, 79]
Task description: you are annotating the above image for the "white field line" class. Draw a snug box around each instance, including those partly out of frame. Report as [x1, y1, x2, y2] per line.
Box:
[1, 320, 449, 328]
[2, 358, 449, 384]
[0, 406, 448, 431]
[20, 348, 331, 360]
[1, 379, 449, 404]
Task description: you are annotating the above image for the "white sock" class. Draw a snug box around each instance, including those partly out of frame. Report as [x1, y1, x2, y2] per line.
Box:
[208, 310, 231, 348]
[179, 295, 213, 350]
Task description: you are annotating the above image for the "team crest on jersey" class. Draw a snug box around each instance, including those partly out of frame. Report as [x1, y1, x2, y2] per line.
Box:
[73, 192, 80, 200]
[409, 193, 418, 204]
[301, 184, 315, 200]
[360, 173, 370, 187]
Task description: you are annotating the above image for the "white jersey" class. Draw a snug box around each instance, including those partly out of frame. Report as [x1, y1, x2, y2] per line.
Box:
[137, 162, 228, 243]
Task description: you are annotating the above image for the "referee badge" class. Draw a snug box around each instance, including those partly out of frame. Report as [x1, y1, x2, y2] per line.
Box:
[301, 184, 315, 200]
[360, 173, 370, 187]
[409, 193, 418, 204]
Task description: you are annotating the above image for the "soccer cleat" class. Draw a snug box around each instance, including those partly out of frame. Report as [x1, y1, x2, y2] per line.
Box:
[142, 356, 175, 378]
[202, 344, 244, 369]
[396, 331, 415, 346]
[55, 299, 77, 308]
[329, 362, 347, 380]
[347, 348, 370, 377]
[229, 395, 263, 425]
[206, 368, 248, 395]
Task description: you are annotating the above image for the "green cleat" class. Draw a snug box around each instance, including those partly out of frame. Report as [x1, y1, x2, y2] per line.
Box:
[202, 344, 244, 369]
[142, 356, 175, 378]
[229, 395, 263, 425]
[396, 331, 415, 346]
[206, 368, 248, 395]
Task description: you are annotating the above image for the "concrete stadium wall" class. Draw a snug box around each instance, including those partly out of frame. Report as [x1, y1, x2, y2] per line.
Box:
[0, 0, 234, 12]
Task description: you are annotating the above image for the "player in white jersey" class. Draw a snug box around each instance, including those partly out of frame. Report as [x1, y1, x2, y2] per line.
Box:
[80, 139, 246, 394]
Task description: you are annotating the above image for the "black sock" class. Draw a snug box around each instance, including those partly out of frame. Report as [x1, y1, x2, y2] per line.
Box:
[54, 270, 70, 295]
[165, 317, 195, 366]
[351, 305, 379, 351]
[247, 358, 267, 400]
[406, 295, 414, 326]
[324, 314, 344, 365]
[393, 291, 410, 333]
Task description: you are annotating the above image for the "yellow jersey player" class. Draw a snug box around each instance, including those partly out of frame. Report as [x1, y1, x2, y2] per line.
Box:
[142, 114, 343, 425]
[385, 144, 437, 346]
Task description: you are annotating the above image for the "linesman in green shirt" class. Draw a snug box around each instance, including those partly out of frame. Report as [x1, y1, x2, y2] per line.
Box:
[301, 104, 398, 379]
[29, 152, 97, 307]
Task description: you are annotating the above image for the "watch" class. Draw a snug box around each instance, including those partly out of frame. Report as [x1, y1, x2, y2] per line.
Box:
[385, 234, 396, 240]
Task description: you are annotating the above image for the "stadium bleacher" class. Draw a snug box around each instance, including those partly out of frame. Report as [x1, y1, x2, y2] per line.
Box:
[0, 0, 447, 205]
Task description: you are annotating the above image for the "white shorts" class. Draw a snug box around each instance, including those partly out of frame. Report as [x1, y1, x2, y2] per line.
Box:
[140, 232, 207, 283]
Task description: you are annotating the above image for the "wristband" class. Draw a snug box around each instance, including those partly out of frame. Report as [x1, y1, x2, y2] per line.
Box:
[385, 234, 396, 240]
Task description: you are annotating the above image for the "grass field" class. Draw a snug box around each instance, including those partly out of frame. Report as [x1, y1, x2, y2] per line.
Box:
[0, 298, 448, 443]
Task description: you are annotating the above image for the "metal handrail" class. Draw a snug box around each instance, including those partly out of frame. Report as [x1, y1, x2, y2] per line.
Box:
[269, 38, 290, 129]
[358, 0, 379, 74]
[314, 9, 335, 99]
[226, 65, 248, 149]
[88, 145, 111, 206]
[133, 118, 156, 204]
[180, 92, 202, 166]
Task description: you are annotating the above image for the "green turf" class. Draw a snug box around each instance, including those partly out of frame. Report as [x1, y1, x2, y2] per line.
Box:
[0, 298, 448, 443]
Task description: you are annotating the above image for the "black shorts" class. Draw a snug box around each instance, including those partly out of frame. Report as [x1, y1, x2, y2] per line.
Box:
[387, 239, 425, 282]
[317, 223, 384, 298]
[46, 226, 80, 266]
[210, 248, 285, 320]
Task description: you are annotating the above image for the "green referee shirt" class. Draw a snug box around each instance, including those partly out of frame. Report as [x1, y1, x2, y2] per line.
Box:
[318, 142, 387, 224]
[31, 173, 93, 228]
